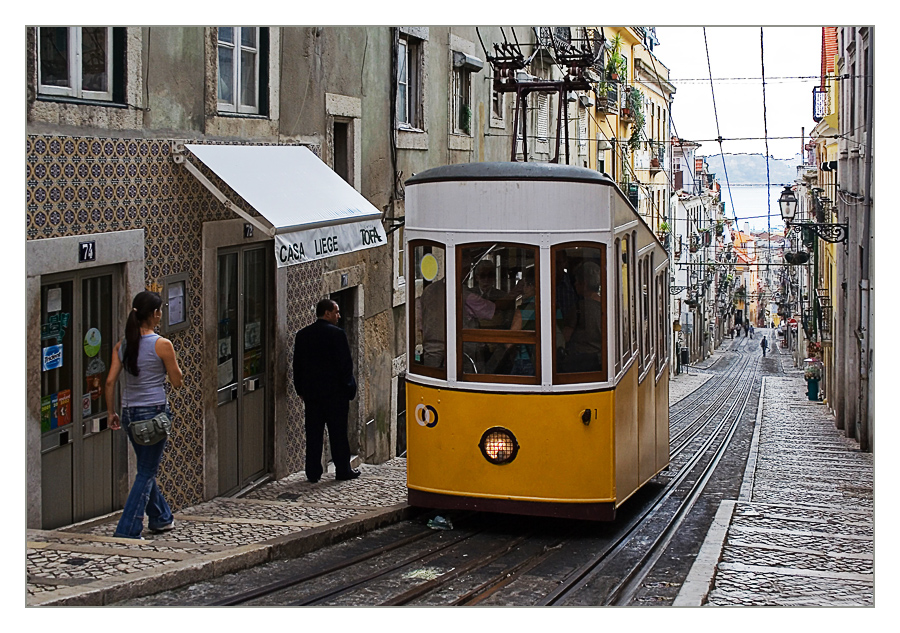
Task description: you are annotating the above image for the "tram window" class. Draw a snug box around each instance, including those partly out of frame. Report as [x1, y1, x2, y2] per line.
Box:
[458, 243, 538, 383]
[638, 258, 644, 366]
[409, 241, 447, 379]
[656, 272, 667, 374]
[620, 236, 631, 365]
[613, 239, 621, 374]
[631, 231, 638, 355]
[641, 256, 652, 369]
[553, 244, 607, 383]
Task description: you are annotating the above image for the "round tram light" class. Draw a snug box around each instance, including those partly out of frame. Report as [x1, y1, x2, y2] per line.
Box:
[479, 427, 519, 465]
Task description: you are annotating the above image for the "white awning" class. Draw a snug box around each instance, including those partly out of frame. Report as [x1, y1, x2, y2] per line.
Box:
[183, 144, 387, 268]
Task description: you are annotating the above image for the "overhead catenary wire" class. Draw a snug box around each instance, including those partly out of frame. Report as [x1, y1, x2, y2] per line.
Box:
[760, 28, 773, 243]
[703, 27, 739, 229]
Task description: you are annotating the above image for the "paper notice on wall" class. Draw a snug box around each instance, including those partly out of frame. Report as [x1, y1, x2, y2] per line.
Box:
[167, 282, 185, 326]
[217, 360, 234, 388]
[47, 287, 62, 313]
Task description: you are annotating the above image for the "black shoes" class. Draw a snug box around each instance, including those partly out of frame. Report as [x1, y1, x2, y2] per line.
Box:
[336, 469, 360, 481]
[307, 475, 320, 483]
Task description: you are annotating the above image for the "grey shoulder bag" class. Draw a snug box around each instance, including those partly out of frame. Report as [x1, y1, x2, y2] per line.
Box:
[129, 411, 172, 446]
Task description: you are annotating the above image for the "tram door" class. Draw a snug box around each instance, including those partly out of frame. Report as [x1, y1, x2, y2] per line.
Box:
[40, 270, 123, 529]
[216, 245, 272, 494]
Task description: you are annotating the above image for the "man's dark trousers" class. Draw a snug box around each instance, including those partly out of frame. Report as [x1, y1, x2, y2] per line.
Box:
[303, 397, 351, 481]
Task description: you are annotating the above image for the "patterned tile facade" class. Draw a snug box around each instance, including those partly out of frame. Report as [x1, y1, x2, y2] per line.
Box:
[27, 134, 321, 513]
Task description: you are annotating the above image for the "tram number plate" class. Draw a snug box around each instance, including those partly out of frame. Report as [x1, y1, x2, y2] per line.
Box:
[79, 241, 96, 263]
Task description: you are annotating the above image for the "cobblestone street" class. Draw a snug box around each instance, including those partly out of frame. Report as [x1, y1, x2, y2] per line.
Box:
[676, 358, 874, 606]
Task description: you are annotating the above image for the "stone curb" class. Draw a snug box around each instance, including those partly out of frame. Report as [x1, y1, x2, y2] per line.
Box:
[672, 376, 767, 606]
[672, 500, 737, 606]
[29, 502, 416, 606]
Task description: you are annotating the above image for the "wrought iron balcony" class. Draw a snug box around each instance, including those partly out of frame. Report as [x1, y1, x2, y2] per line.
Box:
[815, 288, 832, 342]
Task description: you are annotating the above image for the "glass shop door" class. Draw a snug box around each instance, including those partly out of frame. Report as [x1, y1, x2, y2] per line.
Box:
[39, 269, 123, 529]
[216, 245, 272, 494]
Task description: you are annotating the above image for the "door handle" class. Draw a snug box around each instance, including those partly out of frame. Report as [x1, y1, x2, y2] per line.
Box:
[231, 386, 238, 401]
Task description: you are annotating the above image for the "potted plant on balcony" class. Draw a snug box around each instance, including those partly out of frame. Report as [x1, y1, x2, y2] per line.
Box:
[627, 89, 644, 150]
[715, 220, 724, 236]
[689, 235, 700, 253]
[656, 220, 670, 240]
[606, 33, 626, 82]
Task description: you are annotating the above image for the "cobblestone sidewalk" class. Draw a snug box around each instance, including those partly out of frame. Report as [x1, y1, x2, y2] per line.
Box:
[27, 458, 411, 606]
[676, 376, 874, 606]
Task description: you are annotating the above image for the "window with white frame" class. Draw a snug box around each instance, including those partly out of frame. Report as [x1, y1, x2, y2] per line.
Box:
[217, 27, 263, 114]
[397, 226, 405, 284]
[397, 34, 423, 130]
[38, 27, 114, 101]
[491, 83, 504, 121]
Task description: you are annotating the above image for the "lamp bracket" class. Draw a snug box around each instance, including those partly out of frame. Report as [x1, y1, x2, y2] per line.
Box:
[791, 221, 849, 244]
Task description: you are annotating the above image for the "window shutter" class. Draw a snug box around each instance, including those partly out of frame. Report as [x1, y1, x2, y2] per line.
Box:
[536, 93, 550, 141]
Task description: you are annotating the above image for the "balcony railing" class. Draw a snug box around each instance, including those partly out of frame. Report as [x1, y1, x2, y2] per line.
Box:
[815, 288, 832, 342]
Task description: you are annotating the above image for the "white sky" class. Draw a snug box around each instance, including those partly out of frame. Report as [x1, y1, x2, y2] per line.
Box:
[654, 26, 822, 161]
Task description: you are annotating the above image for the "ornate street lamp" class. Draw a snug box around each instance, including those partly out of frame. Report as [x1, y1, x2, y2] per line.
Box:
[779, 184, 848, 244]
[778, 185, 797, 224]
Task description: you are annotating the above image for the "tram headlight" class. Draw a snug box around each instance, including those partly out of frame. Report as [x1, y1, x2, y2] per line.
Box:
[479, 427, 519, 465]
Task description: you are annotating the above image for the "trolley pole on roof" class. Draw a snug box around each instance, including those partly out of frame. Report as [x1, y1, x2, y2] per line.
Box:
[484, 27, 601, 163]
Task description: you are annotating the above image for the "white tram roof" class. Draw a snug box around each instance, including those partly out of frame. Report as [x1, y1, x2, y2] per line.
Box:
[405, 162, 641, 235]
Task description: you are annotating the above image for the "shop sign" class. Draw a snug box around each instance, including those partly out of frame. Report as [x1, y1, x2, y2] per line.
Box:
[274, 219, 387, 268]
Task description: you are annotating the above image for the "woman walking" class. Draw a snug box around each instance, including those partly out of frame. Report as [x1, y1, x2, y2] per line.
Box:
[105, 291, 183, 539]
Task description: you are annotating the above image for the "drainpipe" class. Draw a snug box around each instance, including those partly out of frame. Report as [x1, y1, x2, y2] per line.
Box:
[858, 29, 873, 450]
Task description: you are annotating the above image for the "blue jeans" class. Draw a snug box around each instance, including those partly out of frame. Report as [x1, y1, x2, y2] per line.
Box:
[114, 404, 174, 539]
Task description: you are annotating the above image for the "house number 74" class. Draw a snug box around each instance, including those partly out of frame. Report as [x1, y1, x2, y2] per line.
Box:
[79, 241, 96, 263]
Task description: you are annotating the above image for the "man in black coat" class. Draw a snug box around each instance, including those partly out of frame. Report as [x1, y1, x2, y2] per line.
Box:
[293, 298, 359, 483]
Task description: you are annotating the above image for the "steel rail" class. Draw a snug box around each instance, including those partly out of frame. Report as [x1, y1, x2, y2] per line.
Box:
[538, 354, 762, 606]
[208, 512, 480, 606]
[207, 527, 438, 606]
[290, 525, 496, 606]
[604, 356, 762, 605]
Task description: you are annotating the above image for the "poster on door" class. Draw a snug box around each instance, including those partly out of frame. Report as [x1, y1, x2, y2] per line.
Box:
[39, 390, 70, 432]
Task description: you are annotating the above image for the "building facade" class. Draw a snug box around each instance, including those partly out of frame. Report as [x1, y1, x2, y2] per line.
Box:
[31, 25, 662, 530]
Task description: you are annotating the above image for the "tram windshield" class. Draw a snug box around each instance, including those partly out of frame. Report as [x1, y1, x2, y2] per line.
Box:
[553, 245, 606, 380]
[459, 244, 538, 381]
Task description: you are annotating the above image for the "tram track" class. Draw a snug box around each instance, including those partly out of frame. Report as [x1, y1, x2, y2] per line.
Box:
[669, 354, 753, 455]
[537, 354, 762, 605]
[184, 348, 764, 608]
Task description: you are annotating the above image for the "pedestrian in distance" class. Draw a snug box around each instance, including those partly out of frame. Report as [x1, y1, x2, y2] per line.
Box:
[293, 298, 360, 483]
[730, 325, 735, 339]
[749, 323, 754, 339]
[761, 335, 768, 357]
[106, 291, 183, 539]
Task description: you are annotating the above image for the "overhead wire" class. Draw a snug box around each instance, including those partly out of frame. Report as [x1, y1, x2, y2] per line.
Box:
[702, 27, 739, 228]
[760, 28, 773, 243]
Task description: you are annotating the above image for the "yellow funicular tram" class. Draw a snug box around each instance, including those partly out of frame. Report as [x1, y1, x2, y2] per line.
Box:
[404, 161, 670, 520]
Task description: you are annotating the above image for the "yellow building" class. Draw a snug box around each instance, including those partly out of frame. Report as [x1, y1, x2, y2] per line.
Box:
[587, 27, 675, 234]
[808, 26, 840, 406]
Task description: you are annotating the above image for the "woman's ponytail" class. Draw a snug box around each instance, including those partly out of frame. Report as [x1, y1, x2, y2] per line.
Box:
[122, 291, 162, 376]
